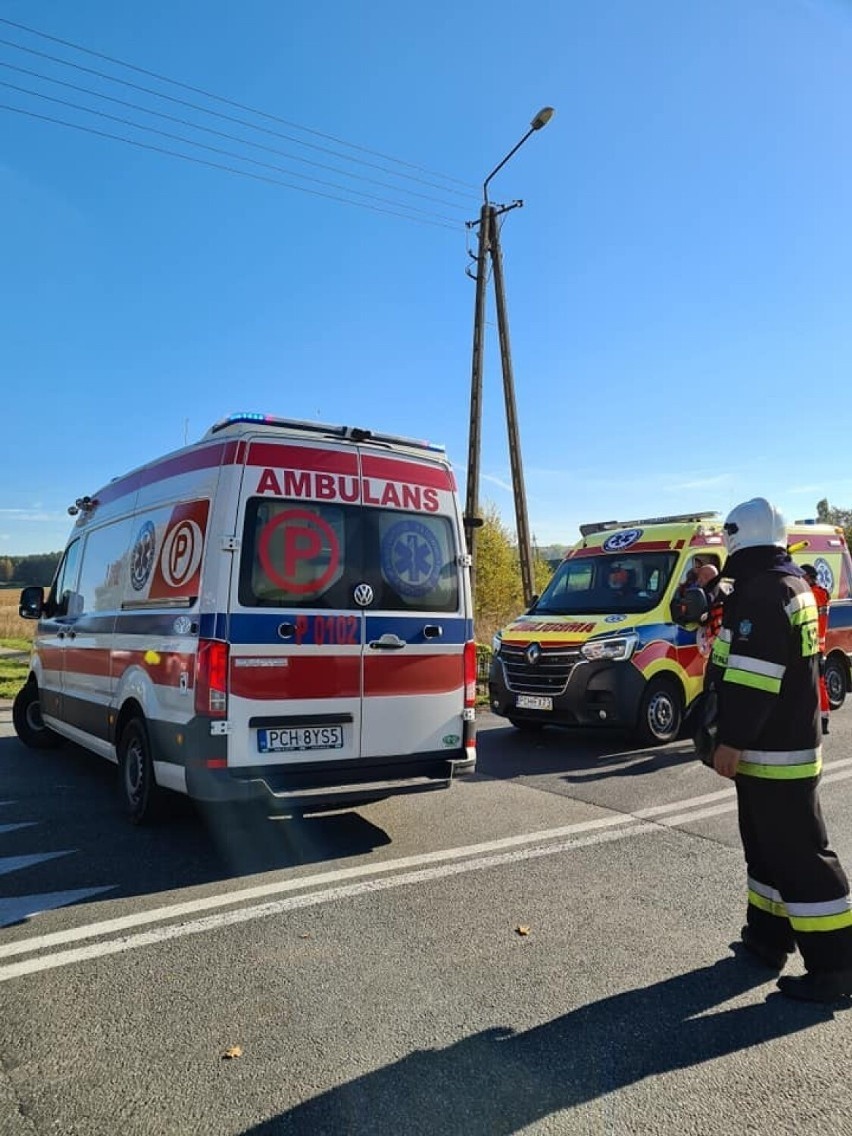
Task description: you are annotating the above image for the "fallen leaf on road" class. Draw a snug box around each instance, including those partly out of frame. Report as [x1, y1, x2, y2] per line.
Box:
[222, 1046, 243, 1060]
[515, 925, 531, 936]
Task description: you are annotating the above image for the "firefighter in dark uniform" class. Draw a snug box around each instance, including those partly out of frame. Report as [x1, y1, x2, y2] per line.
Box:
[709, 497, 852, 1002]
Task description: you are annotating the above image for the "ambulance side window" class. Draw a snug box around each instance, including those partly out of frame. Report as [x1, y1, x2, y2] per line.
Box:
[677, 553, 721, 586]
[841, 552, 852, 600]
[76, 519, 135, 615]
[46, 539, 82, 618]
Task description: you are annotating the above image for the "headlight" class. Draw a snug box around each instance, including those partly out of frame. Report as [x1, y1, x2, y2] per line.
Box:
[491, 631, 503, 655]
[581, 634, 638, 662]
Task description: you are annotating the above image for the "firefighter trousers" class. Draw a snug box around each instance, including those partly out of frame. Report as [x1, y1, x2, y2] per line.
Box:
[736, 774, 852, 973]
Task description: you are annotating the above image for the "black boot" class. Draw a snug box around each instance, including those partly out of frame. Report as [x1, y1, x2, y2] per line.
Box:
[777, 970, 852, 1003]
[822, 715, 830, 735]
[735, 925, 791, 971]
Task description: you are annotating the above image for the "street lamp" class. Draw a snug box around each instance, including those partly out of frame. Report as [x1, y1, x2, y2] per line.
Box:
[483, 106, 555, 204]
[464, 107, 555, 608]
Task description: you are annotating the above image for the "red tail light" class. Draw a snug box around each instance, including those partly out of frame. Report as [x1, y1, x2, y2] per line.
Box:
[463, 640, 477, 708]
[195, 639, 229, 716]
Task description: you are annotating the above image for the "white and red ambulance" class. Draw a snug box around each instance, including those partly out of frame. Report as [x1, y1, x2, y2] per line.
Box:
[15, 414, 476, 823]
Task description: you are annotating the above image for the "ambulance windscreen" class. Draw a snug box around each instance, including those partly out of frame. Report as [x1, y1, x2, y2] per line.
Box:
[534, 551, 679, 616]
[238, 499, 459, 612]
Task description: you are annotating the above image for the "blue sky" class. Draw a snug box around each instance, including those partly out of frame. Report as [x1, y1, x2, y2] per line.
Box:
[2, 0, 852, 556]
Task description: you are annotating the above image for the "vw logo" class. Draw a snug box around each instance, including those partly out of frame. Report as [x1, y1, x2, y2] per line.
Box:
[525, 642, 542, 665]
[353, 583, 374, 607]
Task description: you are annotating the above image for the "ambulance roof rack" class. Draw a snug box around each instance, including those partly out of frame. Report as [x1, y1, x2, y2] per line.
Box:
[579, 511, 721, 538]
[205, 413, 445, 454]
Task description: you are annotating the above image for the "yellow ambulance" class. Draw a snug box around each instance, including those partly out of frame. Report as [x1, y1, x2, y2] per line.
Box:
[488, 511, 852, 745]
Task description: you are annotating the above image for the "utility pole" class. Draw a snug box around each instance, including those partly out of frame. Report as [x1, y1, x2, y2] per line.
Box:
[463, 202, 491, 602]
[490, 210, 535, 606]
[463, 107, 554, 610]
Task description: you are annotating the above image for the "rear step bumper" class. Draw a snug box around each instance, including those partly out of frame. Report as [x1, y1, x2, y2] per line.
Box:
[187, 753, 476, 809]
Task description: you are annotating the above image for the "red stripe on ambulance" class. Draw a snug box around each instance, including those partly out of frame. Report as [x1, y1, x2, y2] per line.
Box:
[364, 655, 463, 696]
[229, 656, 360, 700]
[96, 441, 240, 507]
[246, 443, 359, 475]
[361, 454, 455, 491]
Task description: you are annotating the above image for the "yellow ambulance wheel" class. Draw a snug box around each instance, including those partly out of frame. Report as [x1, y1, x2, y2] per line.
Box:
[635, 677, 683, 746]
[119, 717, 163, 825]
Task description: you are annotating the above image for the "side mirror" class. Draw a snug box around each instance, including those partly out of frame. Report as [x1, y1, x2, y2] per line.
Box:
[19, 585, 45, 620]
[670, 586, 708, 627]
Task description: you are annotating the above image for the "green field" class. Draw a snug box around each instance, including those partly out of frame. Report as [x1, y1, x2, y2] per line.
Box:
[0, 641, 29, 700]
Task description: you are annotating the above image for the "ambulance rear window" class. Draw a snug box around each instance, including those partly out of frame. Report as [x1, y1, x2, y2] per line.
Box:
[239, 499, 459, 612]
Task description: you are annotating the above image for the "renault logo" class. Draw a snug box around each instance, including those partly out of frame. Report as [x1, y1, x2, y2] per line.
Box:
[525, 642, 542, 665]
[353, 583, 374, 607]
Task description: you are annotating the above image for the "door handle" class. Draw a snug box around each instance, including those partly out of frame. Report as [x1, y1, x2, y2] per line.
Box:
[423, 625, 443, 639]
[368, 634, 406, 650]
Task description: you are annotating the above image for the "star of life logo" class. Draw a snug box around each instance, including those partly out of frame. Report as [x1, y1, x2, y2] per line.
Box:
[602, 528, 643, 552]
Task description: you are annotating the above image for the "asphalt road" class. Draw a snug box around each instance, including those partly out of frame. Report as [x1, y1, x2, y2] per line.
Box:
[1, 703, 852, 1135]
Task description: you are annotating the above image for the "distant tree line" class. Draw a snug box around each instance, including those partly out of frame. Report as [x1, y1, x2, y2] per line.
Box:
[816, 499, 852, 549]
[0, 553, 62, 587]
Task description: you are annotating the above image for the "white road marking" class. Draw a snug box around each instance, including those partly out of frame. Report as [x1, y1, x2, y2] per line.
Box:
[0, 888, 115, 932]
[0, 786, 748, 963]
[1, 762, 851, 980]
[0, 823, 658, 982]
[0, 851, 72, 877]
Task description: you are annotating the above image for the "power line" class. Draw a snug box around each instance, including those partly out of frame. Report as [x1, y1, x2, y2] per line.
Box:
[1, 80, 462, 224]
[0, 102, 460, 231]
[0, 60, 468, 214]
[0, 29, 475, 199]
[0, 16, 476, 190]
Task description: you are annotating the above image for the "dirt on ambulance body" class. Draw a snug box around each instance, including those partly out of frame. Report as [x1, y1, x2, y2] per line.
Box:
[488, 511, 852, 745]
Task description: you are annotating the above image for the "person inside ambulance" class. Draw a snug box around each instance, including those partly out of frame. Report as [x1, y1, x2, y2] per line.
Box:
[606, 564, 637, 597]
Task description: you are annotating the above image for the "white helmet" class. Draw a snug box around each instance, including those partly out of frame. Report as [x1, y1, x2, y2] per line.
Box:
[723, 497, 787, 554]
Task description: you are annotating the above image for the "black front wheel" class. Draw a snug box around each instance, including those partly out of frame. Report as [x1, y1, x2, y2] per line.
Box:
[824, 654, 847, 711]
[12, 681, 62, 750]
[118, 717, 163, 825]
[635, 677, 683, 746]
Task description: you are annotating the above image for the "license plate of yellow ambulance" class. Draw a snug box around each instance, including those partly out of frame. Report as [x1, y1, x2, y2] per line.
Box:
[516, 695, 552, 711]
[258, 725, 344, 753]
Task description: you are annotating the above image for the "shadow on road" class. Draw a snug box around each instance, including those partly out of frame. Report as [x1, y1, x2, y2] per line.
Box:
[0, 735, 391, 925]
[239, 955, 842, 1135]
[475, 716, 696, 783]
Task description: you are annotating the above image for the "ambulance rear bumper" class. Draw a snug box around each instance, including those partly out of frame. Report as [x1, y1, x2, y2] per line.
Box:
[186, 751, 476, 810]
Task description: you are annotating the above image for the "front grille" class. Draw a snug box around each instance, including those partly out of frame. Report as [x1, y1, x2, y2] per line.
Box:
[499, 643, 582, 696]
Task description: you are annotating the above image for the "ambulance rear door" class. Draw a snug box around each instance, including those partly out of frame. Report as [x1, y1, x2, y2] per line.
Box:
[357, 448, 469, 762]
[226, 437, 366, 768]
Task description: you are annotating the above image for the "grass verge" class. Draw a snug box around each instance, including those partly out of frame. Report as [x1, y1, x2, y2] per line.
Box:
[0, 639, 29, 700]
